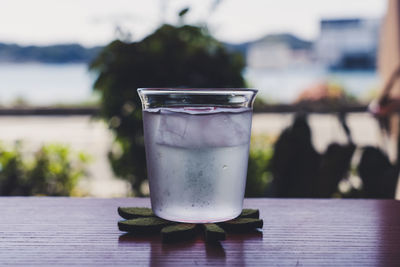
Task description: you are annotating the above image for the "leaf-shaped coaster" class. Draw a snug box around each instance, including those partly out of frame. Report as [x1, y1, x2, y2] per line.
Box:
[117, 207, 263, 243]
[218, 218, 263, 232]
[203, 224, 226, 242]
[118, 217, 173, 233]
[161, 224, 197, 243]
[239, 209, 260, 219]
[118, 207, 154, 219]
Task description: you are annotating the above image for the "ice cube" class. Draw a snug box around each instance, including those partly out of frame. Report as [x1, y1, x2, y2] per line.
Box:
[156, 108, 251, 148]
[156, 111, 189, 147]
[208, 111, 252, 147]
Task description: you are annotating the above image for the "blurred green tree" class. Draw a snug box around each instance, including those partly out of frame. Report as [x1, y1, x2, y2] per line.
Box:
[90, 23, 246, 195]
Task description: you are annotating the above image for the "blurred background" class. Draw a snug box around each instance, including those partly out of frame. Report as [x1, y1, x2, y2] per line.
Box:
[0, 0, 398, 199]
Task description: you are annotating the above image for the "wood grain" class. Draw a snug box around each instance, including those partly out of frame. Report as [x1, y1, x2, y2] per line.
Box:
[0, 198, 399, 266]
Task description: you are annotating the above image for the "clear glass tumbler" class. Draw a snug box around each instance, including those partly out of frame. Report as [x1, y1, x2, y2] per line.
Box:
[138, 88, 257, 223]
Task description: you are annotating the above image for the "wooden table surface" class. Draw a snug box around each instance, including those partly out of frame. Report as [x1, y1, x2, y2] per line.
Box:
[0, 198, 399, 266]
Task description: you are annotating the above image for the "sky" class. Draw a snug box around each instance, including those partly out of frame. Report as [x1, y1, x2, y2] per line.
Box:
[0, 0, 387, 47]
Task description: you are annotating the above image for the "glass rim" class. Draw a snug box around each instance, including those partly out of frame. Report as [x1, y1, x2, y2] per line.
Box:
[137, 88, 258, 109]
[137, 88, 258, 93]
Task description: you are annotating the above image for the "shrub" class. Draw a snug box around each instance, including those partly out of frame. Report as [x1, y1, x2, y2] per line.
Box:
[245, 135, 274, 197]
[0, 142, 90, 196]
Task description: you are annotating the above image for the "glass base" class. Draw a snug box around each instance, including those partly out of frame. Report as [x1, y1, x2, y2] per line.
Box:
[153, 207, 242, 223]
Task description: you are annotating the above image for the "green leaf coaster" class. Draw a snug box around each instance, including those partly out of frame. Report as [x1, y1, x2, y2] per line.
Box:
[118, 207, 155, 219]
[161, 224, 197, 243]
[219, 218, 263, 232]
[117, 207, 263, 243]
[239, 209, 260, 219]
[203, 224, 226, 242]
[118, 217, 173, 233]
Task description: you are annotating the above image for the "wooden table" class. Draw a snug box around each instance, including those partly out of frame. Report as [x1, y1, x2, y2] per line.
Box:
[0, 198, 399, 266]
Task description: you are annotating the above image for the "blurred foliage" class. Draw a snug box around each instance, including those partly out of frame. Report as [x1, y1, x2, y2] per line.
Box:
[332, 146, 398, 199]
[269, 113, 398, 199]
[295, 81, 359, 111]
[356, 146, 398, 198]
[90, 23, 246, 196]
[252, 97, 270, 112]
[245, 135, 274, 197]
[0, 142, 90, 196]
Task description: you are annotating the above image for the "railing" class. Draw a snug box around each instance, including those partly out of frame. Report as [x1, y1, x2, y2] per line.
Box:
[0, 104, 370, 116]
[254, 104, 368, 113]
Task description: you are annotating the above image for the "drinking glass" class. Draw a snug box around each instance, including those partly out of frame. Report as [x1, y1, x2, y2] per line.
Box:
[138, 88, 257, 222]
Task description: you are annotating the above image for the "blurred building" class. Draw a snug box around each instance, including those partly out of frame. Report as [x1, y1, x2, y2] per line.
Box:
[314, 18, 381, 69]
[246, 34, 313, 69]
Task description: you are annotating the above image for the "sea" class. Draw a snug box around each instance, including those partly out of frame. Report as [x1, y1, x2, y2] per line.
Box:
[0, 63, 380, 105]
